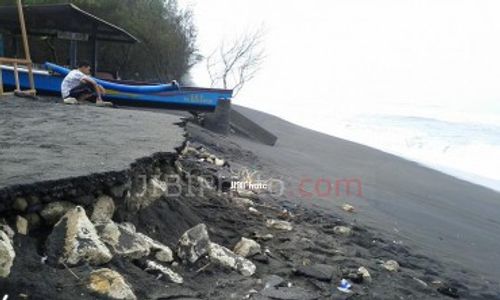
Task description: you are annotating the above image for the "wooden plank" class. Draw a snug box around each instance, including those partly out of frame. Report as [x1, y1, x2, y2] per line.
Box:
[0, 57, 30, 64]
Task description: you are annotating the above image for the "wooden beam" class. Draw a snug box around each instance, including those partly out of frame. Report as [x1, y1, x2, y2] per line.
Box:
[0, 57, 30, 64]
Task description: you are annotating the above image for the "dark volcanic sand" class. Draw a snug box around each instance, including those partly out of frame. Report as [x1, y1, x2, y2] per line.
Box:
[1, 100, 499, 299]
[0, 97, 184, 189]
[225, 105, 500, 285]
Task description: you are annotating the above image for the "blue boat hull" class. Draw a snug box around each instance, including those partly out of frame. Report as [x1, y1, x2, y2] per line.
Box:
[1, 66, 232, 111]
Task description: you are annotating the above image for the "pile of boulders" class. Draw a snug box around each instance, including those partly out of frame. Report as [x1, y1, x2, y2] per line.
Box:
[0, 185, 266, 299]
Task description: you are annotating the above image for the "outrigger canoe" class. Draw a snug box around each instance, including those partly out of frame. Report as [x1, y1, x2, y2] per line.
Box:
[1, 63, 232, 111]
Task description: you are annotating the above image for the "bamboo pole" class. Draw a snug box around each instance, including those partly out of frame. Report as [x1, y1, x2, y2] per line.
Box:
[16, 0, 35, 93]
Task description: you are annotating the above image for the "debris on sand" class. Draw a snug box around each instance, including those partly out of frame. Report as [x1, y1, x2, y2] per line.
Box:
[342, 203, 355, 213]
[208, 242, 256, 276]
[382, 260, 400, 272]
[333, 225, 352, 236]
[233, 237, 261, 258]
[177, 223, 210, 263]
[265, 219, 293, 231]
[87, 268, 136, 300]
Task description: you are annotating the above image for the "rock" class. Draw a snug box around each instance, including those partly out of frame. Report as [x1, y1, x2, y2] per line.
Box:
[96, 221, 150, 259]
[13, 197, 28, 212]
[342, 203, 354, 213]
[260, 287, 318, 300]
[91, 195, 115, 224]
[254, 232, 274, 241]
[266, 219, 293, 231]
[0, 230, 15, 278]
[236, 189, 258, 200]
[144, 260, 183, 284]
[263, 274, 285, 288]
[412, 277, 428, 288]
[25, 213, 41, 229]
[110, 183, 130, 199]
[333, 226, 352, 236]
[0, 224, 14, 240]
[347, 271, 364, 284]
[16, 215, 28, 235]
[358, 267, 372, 283]
[234, 237, 261, 258]
[437, 286, 460, 298]
[249, 207, 262, 216]
[46, 206, 112, 266]
[214, 157, 225, 166]
[208, 242, 256, 276]
[232, 197, 255, 208]
[295, 264, 335, 281]
[40, 201, 76, 225]
[177, 223, 211, 263]
[382, 260, 400, 272]
[88, 268, 136, 300]
[136, 232, 174, 263]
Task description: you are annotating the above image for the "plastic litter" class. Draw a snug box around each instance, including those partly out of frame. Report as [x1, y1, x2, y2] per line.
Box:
[337, 279, 352, 293]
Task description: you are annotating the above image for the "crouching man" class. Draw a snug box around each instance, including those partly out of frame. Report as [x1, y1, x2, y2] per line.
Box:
[61, 61, 112, 107]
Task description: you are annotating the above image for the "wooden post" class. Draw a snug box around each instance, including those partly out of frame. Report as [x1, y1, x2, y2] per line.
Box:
[16, 0, 35, 93]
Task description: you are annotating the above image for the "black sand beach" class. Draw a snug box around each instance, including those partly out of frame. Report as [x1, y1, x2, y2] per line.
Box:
[0, 98, 499, 299]
[229, 105, 500, 283]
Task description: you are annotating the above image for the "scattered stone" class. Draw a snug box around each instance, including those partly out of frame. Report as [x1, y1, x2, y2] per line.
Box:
[0, 225, 14, 240]
[232, 197, 255, 208]
[136, 232, 174, 262]
[358, 267, 372, 283]
[0, 230, 15, 278]
[248, 207, 262, 216]
[253, 232, 274, 241]
[214, 158, 225, 167]
[382, 260, 400, 272]
[12, 197, 28, 212]
[16, 216, 28, 235]
[342, 203, 355, 213]
[263, 275, 285, 288]
[333, 226, 352, 236]
[96, 221, 150, 259]
[295, 264, 335, 282]
[177, 223, 211, 263]
[236, 189, 257, 200]
[234, 237, 261, 258]
[88, 268, 136, 300]
[144, 260, 183, 284]
[91, 195, 116, 223]
[437, 286, 460, 298]
[252, 254, 270, 264]
[46, 206, 112, 266]
[40, 201, 76, 225]
[260, 286, 318, 300]
[412, 277, 428, 288]
[25, 213, 41, 229]
[208, 242, 256, 276]
[266, 219, 293, 231]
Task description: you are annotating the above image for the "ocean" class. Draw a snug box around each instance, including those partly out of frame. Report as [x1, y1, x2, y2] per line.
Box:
[262, 101, 500, 192]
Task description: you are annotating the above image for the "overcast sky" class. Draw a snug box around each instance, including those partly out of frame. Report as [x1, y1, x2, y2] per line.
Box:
[179, 0, 500, 122]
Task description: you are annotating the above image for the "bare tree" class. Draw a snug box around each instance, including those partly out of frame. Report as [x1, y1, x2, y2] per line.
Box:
[206, 28, 265, 97]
